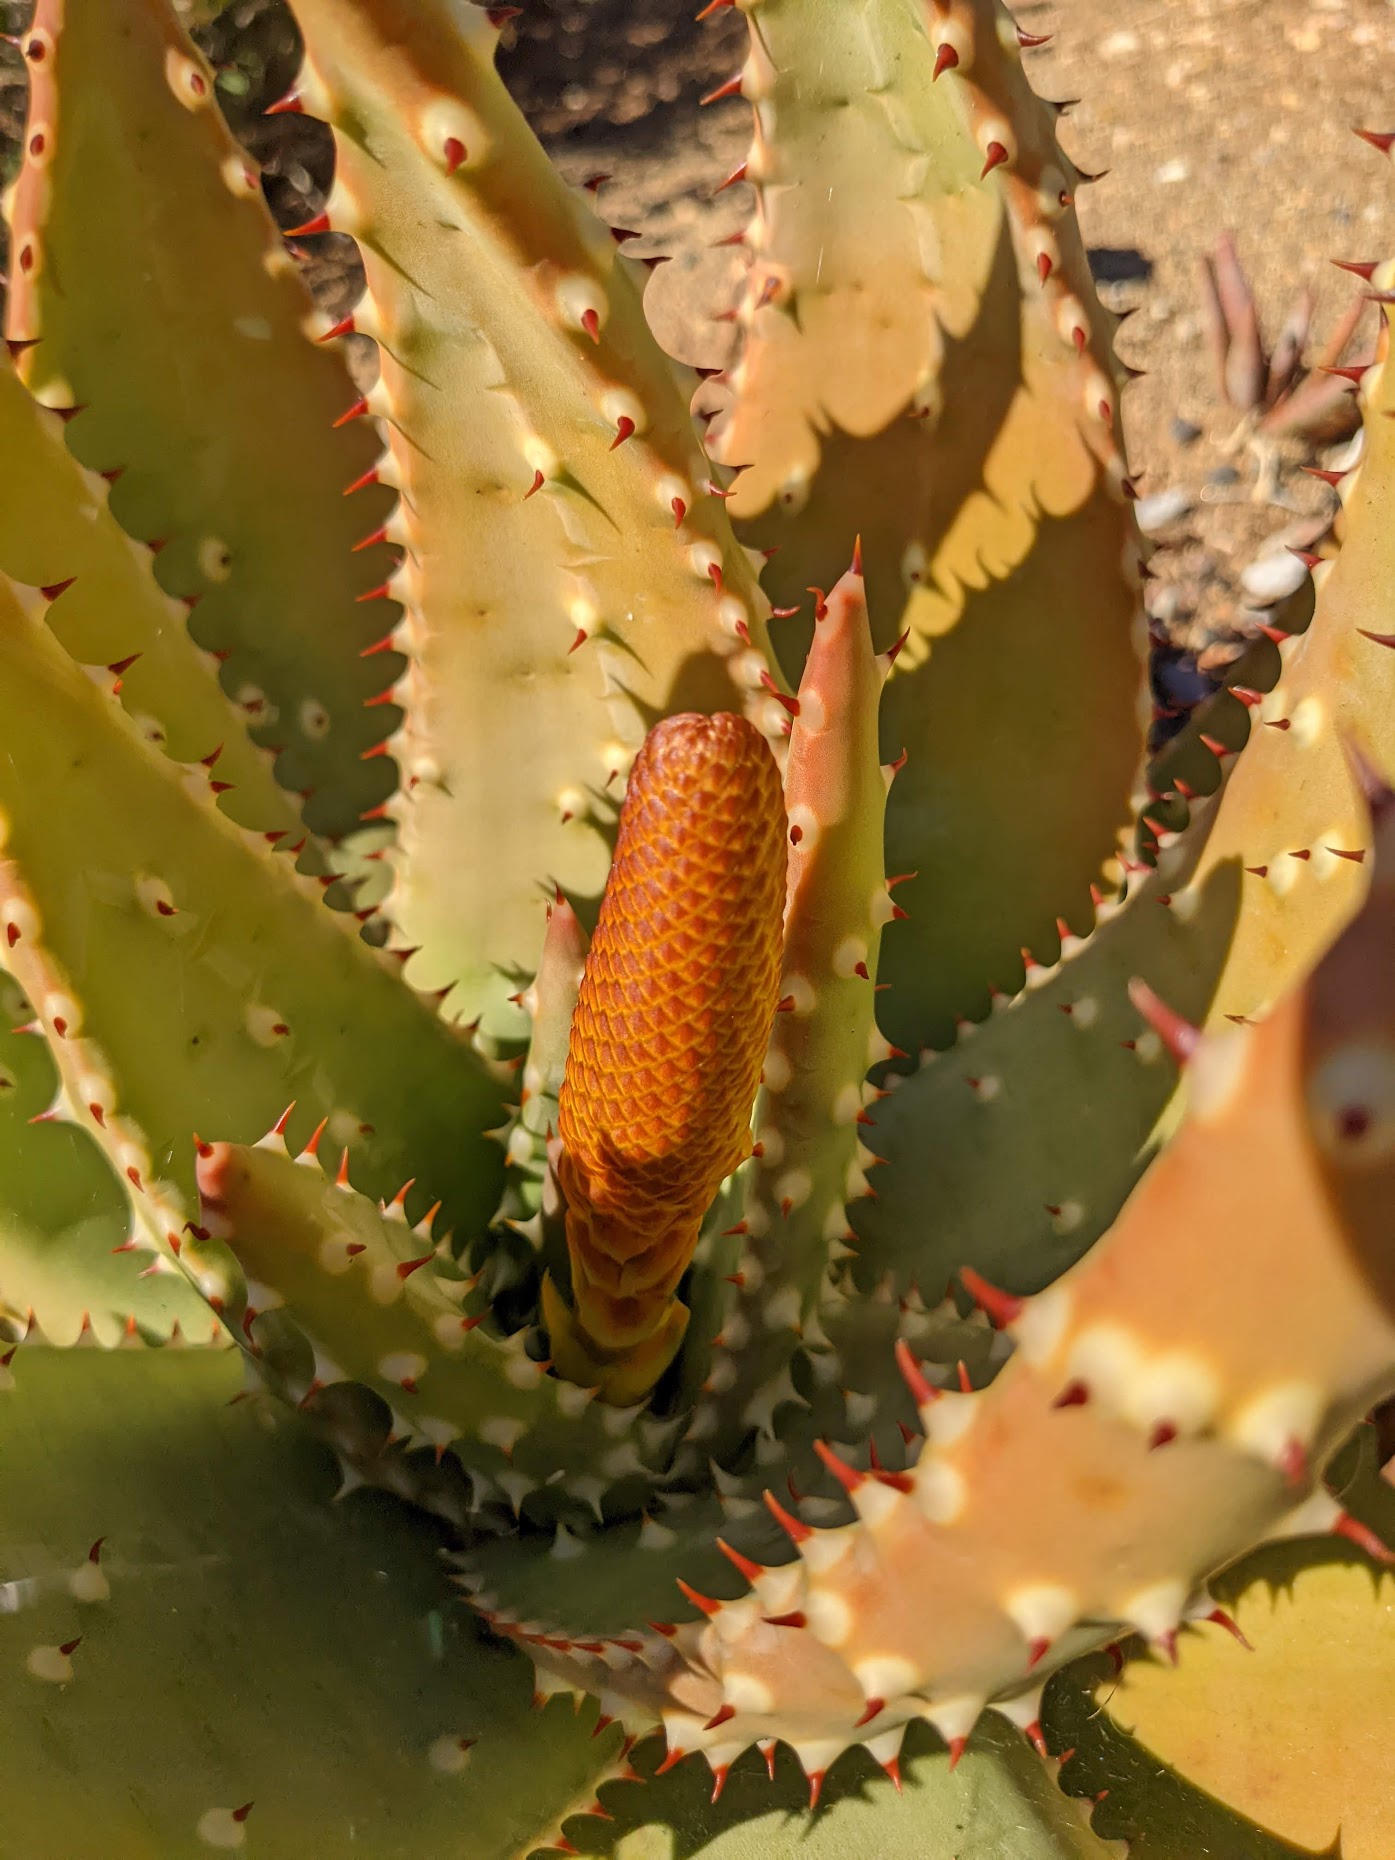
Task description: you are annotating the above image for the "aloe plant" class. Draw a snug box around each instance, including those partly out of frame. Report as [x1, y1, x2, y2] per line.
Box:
[2, 2, 1394, 1854]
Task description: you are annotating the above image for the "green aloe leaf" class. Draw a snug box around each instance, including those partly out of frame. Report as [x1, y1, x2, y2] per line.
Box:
[0, 1346, 623, 1860]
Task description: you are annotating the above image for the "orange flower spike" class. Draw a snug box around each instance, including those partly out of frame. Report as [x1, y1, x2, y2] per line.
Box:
[545, 713, 788, 1402]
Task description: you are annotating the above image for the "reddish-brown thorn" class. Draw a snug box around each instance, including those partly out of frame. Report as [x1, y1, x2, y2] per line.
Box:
[704, 1702, 736, 1732]
[1018, 26, 1053, 45]
[762, 1488, 811, 1543]
[854, 1697, 885, 1728]
[284, 210, 330, 238]
[955, 1360, 973, 1394]
[717, 1537, 763, 1584]
[714, 161, 748, 195]
[947, 1736, 968, 1771]
[932, 41, 959, 78]
[351, 524, 390, 555]
[1320, 363, 1367, 386]
[610, 415, 636, 450]
[580, 307, 601, 344]
[1354, 128, 1395, 154]
[1332, 258, 1379, 280]
[1149, 1420, 1178, 1451]
[265, 89, 302, 115]
[333, 397, 370, 429]
[1333, 1510, 1395, 1563]
[1277, 1436, 1309, 1486]
[444, 136, 468, 175]
[813, 1438, 863, 1494]
[1128, 977, 1201, 1064]
[980, 141, 1009, 178]
[395, 1253, 434, 1281]
[1302, 464, 1346, 487]
[701, 72, 744, 105]
[654, 1744, 688, 1776]
[342, 466, 379, 497]
[675, 1578, 722, 1618]
[1037, 251, 1054, 283]
[1358, 629, 1395, 649]
[1205, 1606, 1253, 1649]
[894, 1337, 937, 1406]
[958, 1266, 1024, 1329]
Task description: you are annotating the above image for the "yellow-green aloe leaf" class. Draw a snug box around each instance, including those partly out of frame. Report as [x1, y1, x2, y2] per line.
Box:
[1064, 1553, 1395, 1858]
[1181, 256, 1395, 1028]
[0, 976, 217, 1348]
[0, 573, 507, 1278]
[857, 259, 1395, 1297]
[0, 354, 309, 848]
[3, 0, 399, 840]
[288, 0, 786, 1039]
[714, 0, 1148, 1051]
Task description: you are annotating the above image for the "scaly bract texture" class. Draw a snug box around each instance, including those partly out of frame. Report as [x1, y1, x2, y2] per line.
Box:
[554, 711, 786, 1390]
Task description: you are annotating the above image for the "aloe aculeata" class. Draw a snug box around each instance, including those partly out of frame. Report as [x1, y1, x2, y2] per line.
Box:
[1, 1, 1394, 1854]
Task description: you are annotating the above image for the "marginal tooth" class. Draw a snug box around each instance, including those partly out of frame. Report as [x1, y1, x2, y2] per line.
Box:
[1228, 1382, 1324, 1473]
[1121, 1577, 1188, 1644]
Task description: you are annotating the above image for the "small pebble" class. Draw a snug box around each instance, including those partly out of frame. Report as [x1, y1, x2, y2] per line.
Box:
[1241, 551, 1309, 604]
[1146, 582, 1184, 626]
[1170, 417, 1203, 446]
[1135, 488, 1194, 535]
[1206, 464, 1240, 487]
